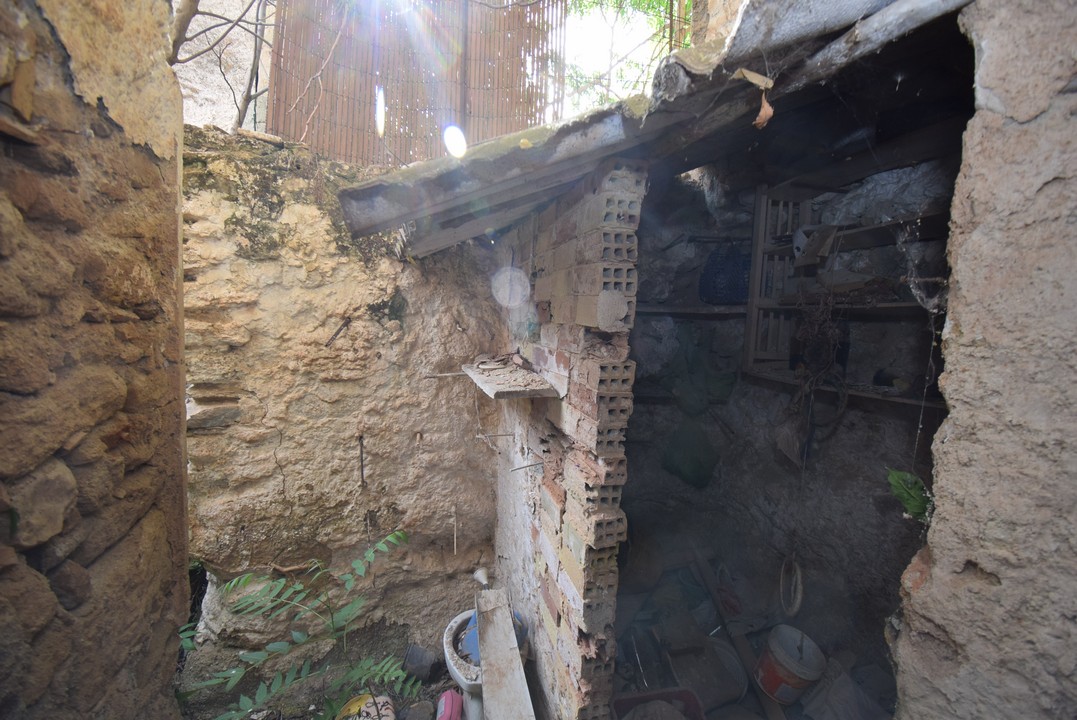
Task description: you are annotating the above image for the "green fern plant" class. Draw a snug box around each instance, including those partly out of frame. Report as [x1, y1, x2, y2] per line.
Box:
[184, 530, 419, 720]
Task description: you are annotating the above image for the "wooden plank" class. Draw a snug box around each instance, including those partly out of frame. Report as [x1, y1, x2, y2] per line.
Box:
[690, 548, 786, 720]
[635, 304, 747, 317]
[769, 117, 968, 200]
[462, 362, 559, 400]
[742, 186, 769, 370]
[476, 588, 536, 720]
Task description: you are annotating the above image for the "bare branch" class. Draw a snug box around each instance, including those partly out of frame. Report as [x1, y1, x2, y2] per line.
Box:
[169, 0, 201, 65]
[287, 7, 349, 143]
[232, 0, 271, 131]
[174, 0, 260, 65]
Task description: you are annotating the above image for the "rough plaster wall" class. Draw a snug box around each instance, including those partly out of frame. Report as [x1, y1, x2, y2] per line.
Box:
[0, 1, 187, 718]
[179, 127, 501, 703]
[37, 0, 182, 158]
[893, 1, 1077, 717]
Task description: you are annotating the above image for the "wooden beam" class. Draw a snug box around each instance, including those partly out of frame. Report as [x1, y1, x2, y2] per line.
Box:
[339, 110, 679, 239]
[408, 196, 550, 258]
[477, 588, 536, 720]
[769, 117, 967, 200]
[785, 0, 976, 95]
[690, 547, 786, 720]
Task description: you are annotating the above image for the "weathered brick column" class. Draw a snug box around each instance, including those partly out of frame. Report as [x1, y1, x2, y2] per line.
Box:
[499, 158, 647, 719]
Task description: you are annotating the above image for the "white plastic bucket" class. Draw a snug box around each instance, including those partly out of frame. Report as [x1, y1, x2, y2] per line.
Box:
[754, 624, 826, 705]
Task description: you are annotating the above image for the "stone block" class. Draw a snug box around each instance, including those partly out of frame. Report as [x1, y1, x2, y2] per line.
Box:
[23, 616, 72, 705]
[0, 319, 61, 394]
[0, 365, 127, 479]
[0, 562, 57, 635]
[186, 402, 241, 430]
[70, 464, 164, 566]
[47, 560, 92, 610]
[71, 453, 123, 514]
[4, 458, 77, 549]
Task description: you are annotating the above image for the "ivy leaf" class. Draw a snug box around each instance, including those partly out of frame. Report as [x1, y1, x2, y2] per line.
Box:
[266, 641, 291, 654]
[239, 650, 269, 664]
[238, 694, 254, 711]
[887, 467, 931, 522]
[291, 630, 308, 644]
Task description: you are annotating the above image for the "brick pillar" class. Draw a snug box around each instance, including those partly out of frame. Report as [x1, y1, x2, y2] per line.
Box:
[524, 158, 646, 719]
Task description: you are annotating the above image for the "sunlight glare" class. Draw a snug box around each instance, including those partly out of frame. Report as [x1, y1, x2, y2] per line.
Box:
[443, 125, 467, 158]
[375, 86, 386, 137]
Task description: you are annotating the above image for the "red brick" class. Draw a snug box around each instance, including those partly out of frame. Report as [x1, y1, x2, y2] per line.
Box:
[563, 504, 627, 549]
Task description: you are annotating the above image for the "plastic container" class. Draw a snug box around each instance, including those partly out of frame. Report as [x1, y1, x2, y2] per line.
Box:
[753, 624, 827, 705]
[436, 689, 464, 720]
[611, 688, 705, 720]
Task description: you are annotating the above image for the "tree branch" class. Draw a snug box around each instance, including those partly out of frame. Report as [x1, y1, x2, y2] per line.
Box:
[169, 0, 201, 65]
[288, 7, 349, 143]
[174, 0, 261, 65]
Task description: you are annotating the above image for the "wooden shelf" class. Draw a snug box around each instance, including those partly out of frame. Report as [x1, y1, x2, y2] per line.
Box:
[744, 369, 946, 409]
[636, 304, 747, 318]
[764, 210, 949, 256]
[756, 299, 926, 315]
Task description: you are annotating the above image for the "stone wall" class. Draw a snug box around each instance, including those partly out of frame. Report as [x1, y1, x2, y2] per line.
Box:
[0, 1, 186, 718]
[180, 127, 502, 694]
[492, 159, 647, 719]
[893, 1, 1077, 717]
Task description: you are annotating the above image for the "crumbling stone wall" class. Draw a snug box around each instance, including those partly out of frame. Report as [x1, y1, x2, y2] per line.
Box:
[492, 159, 647, 719]
[893, 1, 1077, 717]
[0, 1, 186, 718]
[180, 127, 502, 688]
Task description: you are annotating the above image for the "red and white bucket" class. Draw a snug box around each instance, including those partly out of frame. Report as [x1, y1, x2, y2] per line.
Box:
[753, 624, 826, 705]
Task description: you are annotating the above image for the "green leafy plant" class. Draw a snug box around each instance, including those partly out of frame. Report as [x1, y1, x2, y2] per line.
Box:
[887, 468, 933, 523]
[184, 530, 419, 720]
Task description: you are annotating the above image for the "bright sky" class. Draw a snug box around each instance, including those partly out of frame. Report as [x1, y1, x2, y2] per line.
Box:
[562, 7, 666, 118]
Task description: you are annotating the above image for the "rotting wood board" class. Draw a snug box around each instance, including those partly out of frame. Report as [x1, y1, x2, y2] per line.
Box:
[691, 547, 787, 720]
[462, 362, 559, 400]
[476, 588, 536, 720]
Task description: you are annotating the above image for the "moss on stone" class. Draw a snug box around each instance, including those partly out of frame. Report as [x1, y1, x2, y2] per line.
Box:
[183, 125, 396, 264]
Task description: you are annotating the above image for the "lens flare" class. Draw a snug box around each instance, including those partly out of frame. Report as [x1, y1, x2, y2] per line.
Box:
[443, 125, 467, 158]
[491, 267, 530, 308]
[375, 86, 386, 138]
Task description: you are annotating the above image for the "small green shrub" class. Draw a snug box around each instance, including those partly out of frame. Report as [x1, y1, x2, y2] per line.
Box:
[183, 530, 419, 720]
